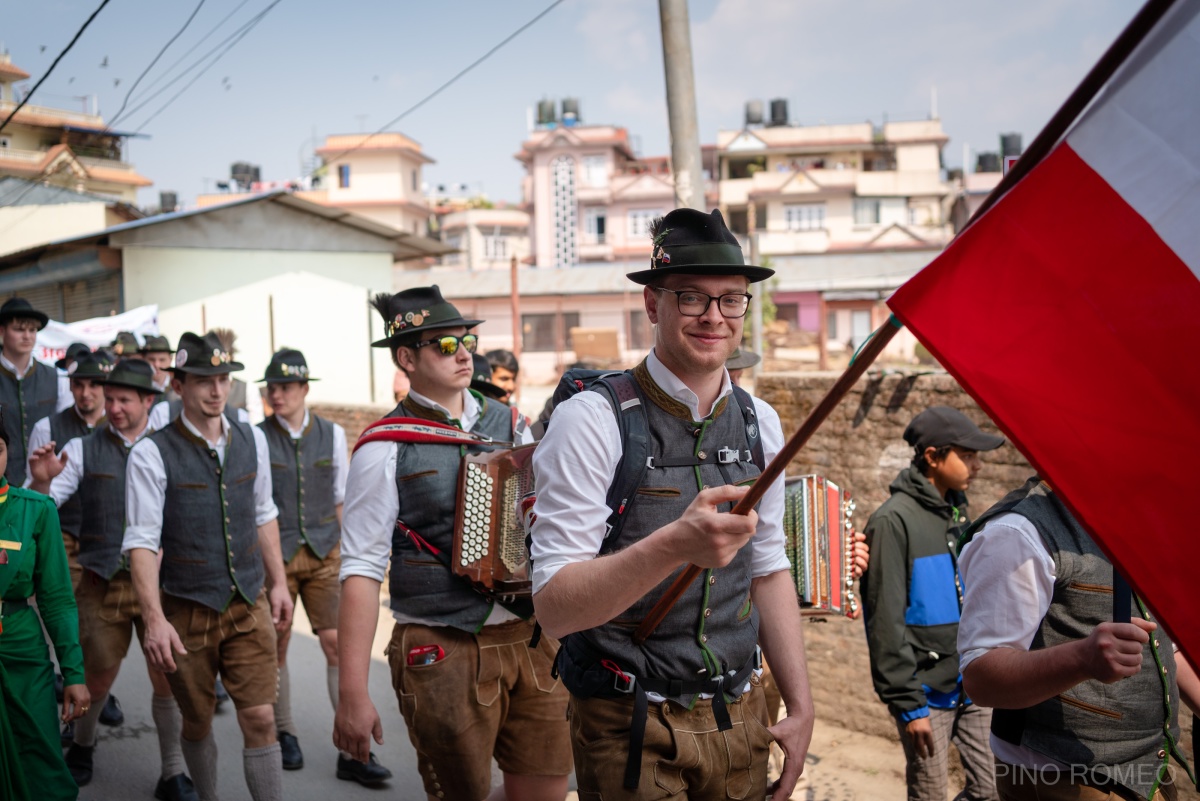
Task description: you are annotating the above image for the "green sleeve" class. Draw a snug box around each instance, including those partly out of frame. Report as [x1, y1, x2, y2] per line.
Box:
[31, 496, 85, 686]
[860, 509, 927, 716]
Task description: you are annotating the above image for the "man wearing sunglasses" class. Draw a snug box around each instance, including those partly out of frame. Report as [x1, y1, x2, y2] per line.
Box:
[529, 208, 815, 801]
[335, 286, 571, 801]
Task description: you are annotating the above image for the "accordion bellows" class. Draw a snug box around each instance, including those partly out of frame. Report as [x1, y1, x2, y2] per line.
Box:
[784, 475, 858, 617]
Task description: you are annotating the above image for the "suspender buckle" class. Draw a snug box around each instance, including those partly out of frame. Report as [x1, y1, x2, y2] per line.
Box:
[716, 447, 744, 464]
[645, 456, 656, 469]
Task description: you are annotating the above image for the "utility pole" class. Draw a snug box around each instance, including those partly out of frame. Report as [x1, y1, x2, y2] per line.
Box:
[658, 0, 704, 210]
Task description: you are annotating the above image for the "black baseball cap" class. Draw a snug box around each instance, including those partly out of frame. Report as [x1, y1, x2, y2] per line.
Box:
[903, 406, 1005, 452]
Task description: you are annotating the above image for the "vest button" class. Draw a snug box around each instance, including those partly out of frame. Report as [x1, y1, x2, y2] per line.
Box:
[697, 450, 707, 460]
[228, 551, 234, 558]
[1153, 639, 1160, 648]
[1158, 749, 1167, 759]
[709, 576, 716, 585]
[704, 608, 712, 618]
[230, 584, 237, 591]
[1162, 666, 1168, 675]
[700, 634, 708, 643]
[222, 484, 227, 491]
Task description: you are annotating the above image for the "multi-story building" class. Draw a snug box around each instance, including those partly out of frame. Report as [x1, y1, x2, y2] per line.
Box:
[0, 53, 152, 203]
[438, 206, 530, 271]
[314, 132, 434, 235]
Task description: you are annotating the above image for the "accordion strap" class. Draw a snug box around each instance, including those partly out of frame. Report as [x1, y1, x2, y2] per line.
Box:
[354, 416, 513, 454]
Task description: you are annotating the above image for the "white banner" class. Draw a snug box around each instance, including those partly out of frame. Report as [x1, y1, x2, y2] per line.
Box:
[35, 305, 160, 365]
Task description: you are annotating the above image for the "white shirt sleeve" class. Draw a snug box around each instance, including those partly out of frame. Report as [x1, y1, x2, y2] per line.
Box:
[245, 391, 265, 426]
[331, 423, 349, 506]
[46, 437, 86, 507]
[748, 396, 790, 578]
[251, 425, 279, 527]
[530, 392, 623, 594]
[148, 401, 170, 432]
[339, 440, 400, 583]
[122, 438, 168, 554]
[237, 407, 251, 424]
[23, 417, 52, 487]
[56, 374, 72, 412]
[957, 512, 1056, 671]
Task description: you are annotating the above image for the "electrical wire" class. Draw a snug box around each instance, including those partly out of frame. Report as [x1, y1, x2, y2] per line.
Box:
[106, 0, 209, 130]
[309, 0, 568, 177]
[110, 0, 280, 131]
[130, 0, 283, 134]
[108, 0, 252, 127]
[0, 0, 114, 135]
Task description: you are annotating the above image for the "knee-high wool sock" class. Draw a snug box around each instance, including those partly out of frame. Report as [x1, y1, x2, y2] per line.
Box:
[244, 743, 284, 801]
[152, 694, 187, 779]
[73, 691, 107, 747]
[273, 665, 294, 734]
[181, 731, 219, 801]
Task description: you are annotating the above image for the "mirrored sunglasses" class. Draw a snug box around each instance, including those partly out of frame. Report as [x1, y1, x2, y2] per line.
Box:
[411, 333, 479, 356]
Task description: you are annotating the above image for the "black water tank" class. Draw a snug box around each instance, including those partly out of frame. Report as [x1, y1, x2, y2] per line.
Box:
[1000, 132, 1023, 158]
[159, 191, 178, 213]
[231, 161, 259, 189]
[562, 98, 580, 125]
[768, 98, 788, 127]
[536, 99, 557, 126]
[976, 152, 1002, 173]
[745, 100, 763, 126]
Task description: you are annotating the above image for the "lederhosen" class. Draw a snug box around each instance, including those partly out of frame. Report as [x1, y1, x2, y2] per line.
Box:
[556, 363, 765, 789]
[0, 361, 59, 486]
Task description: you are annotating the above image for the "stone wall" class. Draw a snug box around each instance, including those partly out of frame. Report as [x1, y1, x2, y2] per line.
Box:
[310, 402, 392, 448]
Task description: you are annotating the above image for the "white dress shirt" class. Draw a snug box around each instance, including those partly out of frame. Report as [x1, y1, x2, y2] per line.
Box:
[339, 387, 532, 627]
[2, 352, 73, 411]
[45, 423, 153, 507]
[22, 410, 99, 486]
[148, 399, 250, 431]
[529, 349, 790, 596]
[122, 411, 278, 554]
[275, 409, 349, 505]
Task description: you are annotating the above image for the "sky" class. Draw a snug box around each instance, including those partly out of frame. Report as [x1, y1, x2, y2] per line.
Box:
[6, 0, 1139, 208]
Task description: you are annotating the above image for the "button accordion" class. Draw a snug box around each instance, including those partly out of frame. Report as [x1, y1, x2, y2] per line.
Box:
[452, 444, 538, 598]
[783, 475, 857, 617]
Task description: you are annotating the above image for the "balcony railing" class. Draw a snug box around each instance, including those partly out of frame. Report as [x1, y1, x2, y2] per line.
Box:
[0, 99, 105, 127]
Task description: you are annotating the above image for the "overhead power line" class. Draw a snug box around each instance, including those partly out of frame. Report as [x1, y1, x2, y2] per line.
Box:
[107, 0, 209, 128]
[310, 0, 569, 176]
[0, 0, 114, 135]
[109, 0, 253, 128]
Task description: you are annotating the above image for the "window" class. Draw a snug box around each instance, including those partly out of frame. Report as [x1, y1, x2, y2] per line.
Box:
[442, 233, 463, 266]
[0, 136, 9, 150]
[853, 197, 881, 226]
[582, 155, 608, 187]
[627, 309, 654, 350]
[628, 209, 663, 240]
[784, 203, 825, 231]
[522, 312, 580, 352]
[551, 156, 578, 267]
[337, 164, 351, 188]
[754, 204, 767, 231]
[584, 207, 607, 244]
[483, 236, 507, 261]
[826, 311, 837, 340]
[412, 169, 418, 191]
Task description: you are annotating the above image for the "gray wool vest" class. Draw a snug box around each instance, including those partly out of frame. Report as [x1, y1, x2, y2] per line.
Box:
[259, 414, 339, 562]
[976, 479, 1189, 801]
[49, 407, 96, 537]
[575, 378, 763, 706]
[388, 394, 516, 632]
[77, 428, 135, 580]
[0, 361, 60, 486]
[153, 417, 264, 611]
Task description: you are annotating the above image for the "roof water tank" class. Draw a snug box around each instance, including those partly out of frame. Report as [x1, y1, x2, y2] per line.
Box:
[745, 100, 763, 127]
[976, 152, 1002, 173]
[562, 98, 580, 126]
[159, 192, 178, 213]
[768, 98, 788, 127]
[536, 99, 557, 126]
[999, 132, 1023, 158]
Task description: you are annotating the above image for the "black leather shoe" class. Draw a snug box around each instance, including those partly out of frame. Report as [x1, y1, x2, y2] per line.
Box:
[60, 721, 75, 748]
[214, 677, 230, 709]
[65, 743, 94, 786]
[99, 694, 124, 726]
[154, 773, 199, 801]
[336, 753, 392, 787]
[278, 731, 303, 770]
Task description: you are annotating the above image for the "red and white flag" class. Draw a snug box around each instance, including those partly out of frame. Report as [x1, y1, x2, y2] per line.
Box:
[889, 2, 1200, 662]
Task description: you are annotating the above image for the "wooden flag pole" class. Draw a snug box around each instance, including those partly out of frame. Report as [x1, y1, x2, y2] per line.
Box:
[632, 315, 902, 645]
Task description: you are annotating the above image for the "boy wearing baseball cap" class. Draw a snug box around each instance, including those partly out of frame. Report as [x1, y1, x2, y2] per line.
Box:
[860, 406, 1005, 801]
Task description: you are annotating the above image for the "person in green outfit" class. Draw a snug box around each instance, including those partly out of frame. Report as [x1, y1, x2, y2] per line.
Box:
[0, 405, 91, 801]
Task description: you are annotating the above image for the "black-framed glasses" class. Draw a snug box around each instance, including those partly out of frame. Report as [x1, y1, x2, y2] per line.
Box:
[657, 288, 752, 318]
[411, 333, 479, 356]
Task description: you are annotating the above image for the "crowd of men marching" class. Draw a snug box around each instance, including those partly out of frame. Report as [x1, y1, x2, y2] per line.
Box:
[0, 206, 1194, 801]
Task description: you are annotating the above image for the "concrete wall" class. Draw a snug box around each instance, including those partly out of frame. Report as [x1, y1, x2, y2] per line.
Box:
[0, 202, 110, 256]
[122, 248, 395, 406]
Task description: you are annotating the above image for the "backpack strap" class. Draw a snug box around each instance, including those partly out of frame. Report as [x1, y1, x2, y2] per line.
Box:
[590, 373, 651, 552]
[730, 385, 765, 470]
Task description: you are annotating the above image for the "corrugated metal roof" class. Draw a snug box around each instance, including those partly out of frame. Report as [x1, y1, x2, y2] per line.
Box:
[0, 177, 122, 207]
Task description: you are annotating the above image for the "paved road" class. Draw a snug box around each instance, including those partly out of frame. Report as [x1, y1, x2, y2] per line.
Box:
[80, 602, 451, 801]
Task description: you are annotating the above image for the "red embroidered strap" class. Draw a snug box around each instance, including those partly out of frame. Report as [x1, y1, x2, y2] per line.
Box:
[353, 416, 512, 454]
[394, 519, 442, 556]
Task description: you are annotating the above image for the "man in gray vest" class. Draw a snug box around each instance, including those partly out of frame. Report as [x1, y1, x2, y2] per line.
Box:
[530, 208, 815, 801]
[29, 359, 198, 801]
[0, 296, 72, 486]
[24, 350, 112, 591]
[123, 331, 293, 801]
[335, 286, 571, 801]
[256, 348, 390, 784]
[959, 477, 1199, 800]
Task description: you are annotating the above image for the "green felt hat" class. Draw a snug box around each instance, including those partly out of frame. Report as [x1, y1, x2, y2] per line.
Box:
[0, 297, 49, 329]
[169, 331, 244, 375]
[370, 285, 483, 348]
[259, 348, 318, 383]
[111, 331, 140, 357]
[625, 208, 774, 286]
[67, 350, 115, 380]
[104, 359, 162, 394]
[139, 334, 174, 354]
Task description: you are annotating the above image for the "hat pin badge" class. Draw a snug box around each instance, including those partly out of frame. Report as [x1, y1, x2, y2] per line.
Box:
[175, 350, 188, 368]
